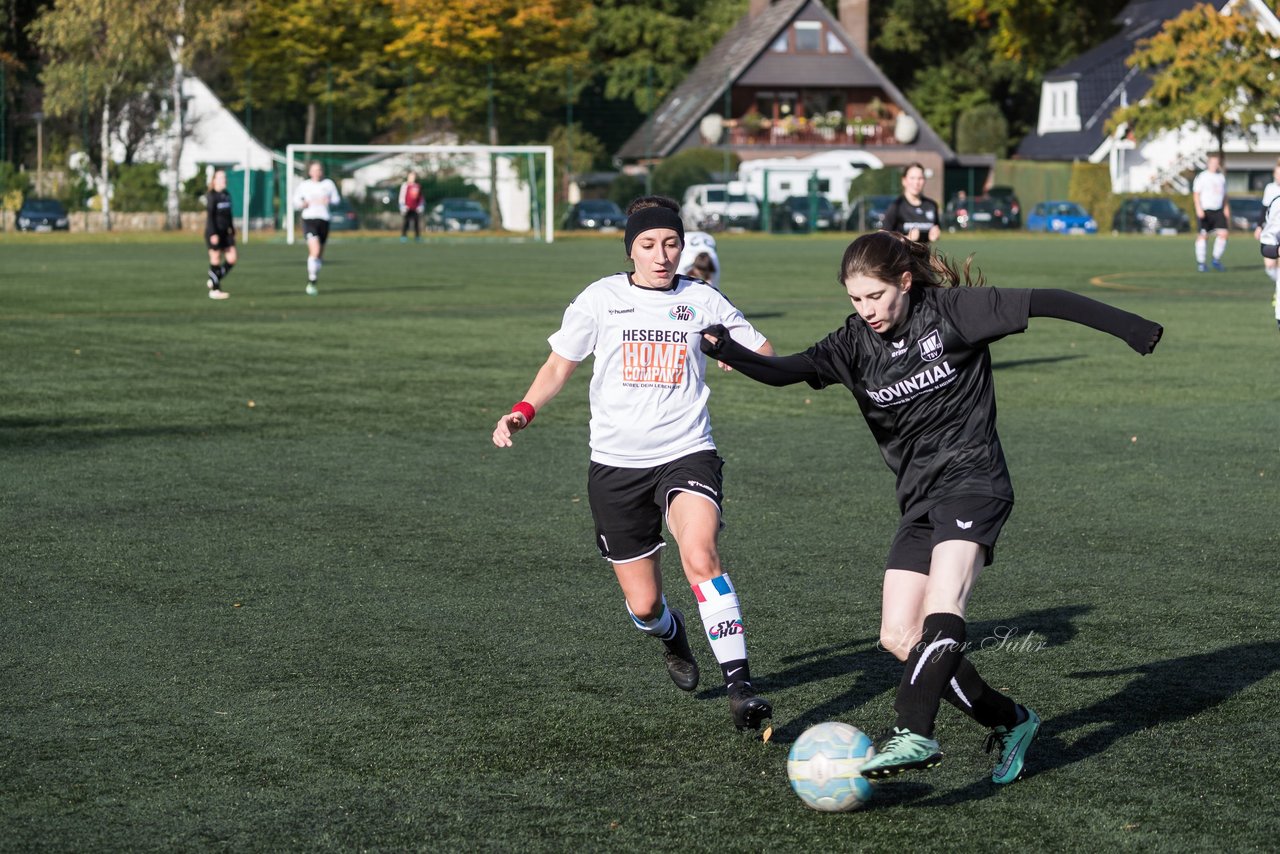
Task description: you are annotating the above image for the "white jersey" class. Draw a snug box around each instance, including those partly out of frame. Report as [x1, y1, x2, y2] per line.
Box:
[677, 231, 721, 290]
[1192, 170, 1226, 211]
[548, 273, 768, 467]
[1259, 182, 1280, 246]
[294, 178, 340, 220]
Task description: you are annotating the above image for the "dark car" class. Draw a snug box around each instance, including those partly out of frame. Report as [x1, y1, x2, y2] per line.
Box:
[845, 194, 895, 231]
[562, 199, 627, 231]
[987, 185, 1022, 228]
[17, 197, 70, 232]
[770, 195, 839, 233]
[944, 195, 1015, 231]
[428, 197, 492, 231]
[326, 199, 360, 231]
[1110, 198, 1191, 234]
[1228, 196, 1264, 231]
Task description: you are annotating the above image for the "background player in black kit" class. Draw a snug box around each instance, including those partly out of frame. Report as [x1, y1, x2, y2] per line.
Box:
[203, 169, 235, 300]
[881, 162, 941, 244]
[700, 230, 1162, 784]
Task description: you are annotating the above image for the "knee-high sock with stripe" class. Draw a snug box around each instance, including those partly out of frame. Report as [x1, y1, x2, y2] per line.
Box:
[626, 595, 677, 643]
[942, 657, 1019, 729]
[894, 612, 967, 737]
[693, 574, 750, 686]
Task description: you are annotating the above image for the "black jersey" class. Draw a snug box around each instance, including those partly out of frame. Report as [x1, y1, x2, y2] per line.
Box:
[206, 190, 233, 233]
[883, 195, 940, 242]
[802, 286, 1031, 516]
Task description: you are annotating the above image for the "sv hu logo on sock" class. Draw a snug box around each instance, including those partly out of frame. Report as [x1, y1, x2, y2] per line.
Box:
[709, 619, 744, 640]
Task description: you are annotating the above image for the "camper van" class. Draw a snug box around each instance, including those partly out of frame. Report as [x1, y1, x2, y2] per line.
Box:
[737, 150, 884, 221]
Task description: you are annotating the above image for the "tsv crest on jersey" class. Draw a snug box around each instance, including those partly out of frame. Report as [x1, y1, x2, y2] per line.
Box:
[918, 329, 944, 362]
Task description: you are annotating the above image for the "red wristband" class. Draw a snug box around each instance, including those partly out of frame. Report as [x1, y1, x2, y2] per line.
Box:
[511, 401, 535, 425]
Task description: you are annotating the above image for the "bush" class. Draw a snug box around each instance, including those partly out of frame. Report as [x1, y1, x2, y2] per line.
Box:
[956, 103, 1009, 157]
[651, 147, 740, 202]
[607, 173, 647, 210]
[846, 167, 901, 202]
[1067, 161, 1116, 228]
[0, 162, 32, 202]
[112, 163, 165, 212]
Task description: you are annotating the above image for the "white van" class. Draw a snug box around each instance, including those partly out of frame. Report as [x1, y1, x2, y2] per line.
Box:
[681, 183, 761, 231]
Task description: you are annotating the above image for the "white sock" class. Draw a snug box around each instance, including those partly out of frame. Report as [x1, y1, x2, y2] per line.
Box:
[1265, 266, 1277, 282]
[1212, 236, 1226, 260]
[627, 595, 676, 640]
[693, 574, 747, 666]
[1195, 240, 1207, 264]
[307, 257, 321, 280]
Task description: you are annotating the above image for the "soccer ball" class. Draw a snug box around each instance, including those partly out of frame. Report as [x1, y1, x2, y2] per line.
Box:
[787, 722, 876, 812]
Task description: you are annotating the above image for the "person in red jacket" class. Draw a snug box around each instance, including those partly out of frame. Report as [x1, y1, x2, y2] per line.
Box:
[399, 171, 424, 242]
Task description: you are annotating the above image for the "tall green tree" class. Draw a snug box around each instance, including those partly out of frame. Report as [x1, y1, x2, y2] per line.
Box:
[386, 0, 593, 145]
[32, 0, 160, 228]
[1108, 3, 1280, 153]
[229, 0, 396, 146]
[948, 0, 1128, 79]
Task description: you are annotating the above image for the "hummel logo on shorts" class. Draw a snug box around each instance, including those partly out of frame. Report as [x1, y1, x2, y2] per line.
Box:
[956, 519, 973, 529]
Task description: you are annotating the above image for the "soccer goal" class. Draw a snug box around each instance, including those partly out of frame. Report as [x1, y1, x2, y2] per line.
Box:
[284, 143, 555, 244]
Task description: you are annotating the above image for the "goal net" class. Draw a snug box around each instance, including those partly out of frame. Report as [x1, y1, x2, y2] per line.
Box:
[284, 143, 555, 244]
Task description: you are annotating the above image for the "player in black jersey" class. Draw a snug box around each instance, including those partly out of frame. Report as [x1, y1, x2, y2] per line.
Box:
[203, 170, 236, 300]
[700, 230, 1162, 783]
[881, 162, 941, 244]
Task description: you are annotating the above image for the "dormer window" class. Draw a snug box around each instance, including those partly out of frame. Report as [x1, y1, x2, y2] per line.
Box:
[1038, 80, 1081, 133]
[795, 21, 822, 52]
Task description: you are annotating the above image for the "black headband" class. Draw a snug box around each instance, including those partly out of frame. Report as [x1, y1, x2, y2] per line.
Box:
[623, 207, 684, 256]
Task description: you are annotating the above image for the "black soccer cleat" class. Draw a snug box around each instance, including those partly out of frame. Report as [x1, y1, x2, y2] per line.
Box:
[661, 608, 699, 692]
[728, 681, 773, 732]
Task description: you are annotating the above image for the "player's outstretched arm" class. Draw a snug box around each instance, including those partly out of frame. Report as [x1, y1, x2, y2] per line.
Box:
[492, 352, 579, 448]
[700, 324, 819, 386]
[1028, 290, 1163, 355]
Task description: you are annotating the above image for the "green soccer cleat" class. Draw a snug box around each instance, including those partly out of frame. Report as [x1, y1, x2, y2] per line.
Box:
[860, 727, 943, 778]
[985, 705, 1041, 785]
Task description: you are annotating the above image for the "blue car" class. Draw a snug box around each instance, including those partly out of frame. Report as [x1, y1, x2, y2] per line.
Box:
[1027, 200, 1097, 234]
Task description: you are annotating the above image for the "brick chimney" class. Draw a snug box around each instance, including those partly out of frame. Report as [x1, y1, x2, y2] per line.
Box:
[839, 0, 869, 55]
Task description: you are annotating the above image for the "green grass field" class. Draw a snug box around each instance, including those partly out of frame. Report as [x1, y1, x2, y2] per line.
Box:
[2, 229, 1277, 851]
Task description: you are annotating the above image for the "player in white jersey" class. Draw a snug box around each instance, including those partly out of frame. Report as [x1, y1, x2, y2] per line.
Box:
[492, 196, 777, 735]
[1192, 153, 1230, 273]
[677, 230, 720, 290]
[1253, 158, 1280, 330]
[293, 161, 341, 295]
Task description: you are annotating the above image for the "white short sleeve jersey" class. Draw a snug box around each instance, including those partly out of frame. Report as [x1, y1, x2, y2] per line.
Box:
[294, 178, 341, 220]
[548, 273, 768, 467]
[1192, 170, 1227, 211]
[677, 231, 721, 290]
[1260, 182, 1280, 246]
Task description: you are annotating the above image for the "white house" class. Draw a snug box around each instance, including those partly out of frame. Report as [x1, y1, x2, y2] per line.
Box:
[1018, 0, 1280, 194]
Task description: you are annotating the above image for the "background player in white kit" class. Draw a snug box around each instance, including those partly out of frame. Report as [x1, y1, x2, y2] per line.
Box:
[1253, 157, 1280, 330]
[491, 196, 778, 735]
[1193, 153, 1230, 273]
[677, 230, 720, 290]
[293, 161, 341, 295]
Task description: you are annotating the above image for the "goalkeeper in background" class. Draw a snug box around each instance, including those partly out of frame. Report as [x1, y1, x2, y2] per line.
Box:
[399, 171, 424, 242]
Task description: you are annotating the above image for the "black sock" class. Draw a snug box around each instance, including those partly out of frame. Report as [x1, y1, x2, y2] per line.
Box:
[942, 657, 1020, 729]
[220, 262, 233, 280]
[721, 659, 751, 688]
[208, 264, 221, 286]
[893, 612, 967, 737]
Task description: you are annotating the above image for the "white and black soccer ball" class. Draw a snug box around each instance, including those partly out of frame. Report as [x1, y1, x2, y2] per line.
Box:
[787, 722, 876, 812]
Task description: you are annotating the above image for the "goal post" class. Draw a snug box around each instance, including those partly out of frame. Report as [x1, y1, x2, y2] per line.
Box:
[284, 143, 555, 244]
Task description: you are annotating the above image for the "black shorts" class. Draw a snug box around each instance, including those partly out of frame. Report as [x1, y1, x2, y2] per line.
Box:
[885, 496, 1013, 575]
[205, 229, 234, 250]
[302, 219, 330, 245]
[587, 450, 724, 563]
[1198, 209, 1228, 233]
[1261, 243, 1279, 260]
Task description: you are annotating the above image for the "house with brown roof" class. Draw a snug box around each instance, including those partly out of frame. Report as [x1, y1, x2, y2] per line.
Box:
[613, 0, 964, 203]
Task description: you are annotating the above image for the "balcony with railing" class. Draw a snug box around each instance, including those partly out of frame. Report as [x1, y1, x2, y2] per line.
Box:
[725, 112, 895, 148]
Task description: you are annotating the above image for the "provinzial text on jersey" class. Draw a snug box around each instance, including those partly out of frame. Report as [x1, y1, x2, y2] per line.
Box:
[866, 361, 956, 405]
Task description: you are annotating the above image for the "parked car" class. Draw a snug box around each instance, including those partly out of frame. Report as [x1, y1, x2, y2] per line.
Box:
[562, 199, 627, 231]
[681, 183, 760, 231]
[1110, 198, 1191, 234]
[428, 197, 491, 231]
[845, 194, 895, 231]
[770, 195, 839, 233]
[16, 197, 70, 232]
[1228, 196, 1264, 231]
[1025, 200, 1098, 235]
[943, 195, 1015, 231]
[326, 200, 361, 231]
[987, 185, 1022, 229]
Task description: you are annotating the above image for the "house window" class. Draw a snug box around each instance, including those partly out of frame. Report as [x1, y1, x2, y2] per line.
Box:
[771, 32, 788, 52]
[826, 31, 848, 53]
[795, 21, 822, 53]
[1037, 80, 1081, 133]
